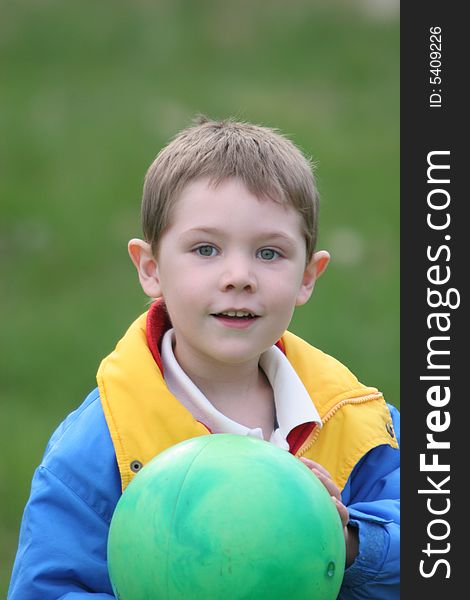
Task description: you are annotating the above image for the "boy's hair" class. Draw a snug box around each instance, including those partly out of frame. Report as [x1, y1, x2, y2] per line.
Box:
[142, 116, 320, 260]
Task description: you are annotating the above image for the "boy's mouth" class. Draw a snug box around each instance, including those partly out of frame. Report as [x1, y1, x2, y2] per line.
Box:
[213, 310, 258, 319]
[211, 310, 260, 328]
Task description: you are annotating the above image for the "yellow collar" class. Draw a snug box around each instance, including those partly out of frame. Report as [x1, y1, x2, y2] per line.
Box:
[98, 311, 396, 490]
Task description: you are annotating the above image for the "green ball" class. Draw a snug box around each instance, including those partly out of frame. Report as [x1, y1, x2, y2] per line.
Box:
[108, 434, 345, 600]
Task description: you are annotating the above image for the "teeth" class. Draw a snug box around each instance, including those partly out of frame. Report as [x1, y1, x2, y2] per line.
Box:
[219, 311, 255, 318]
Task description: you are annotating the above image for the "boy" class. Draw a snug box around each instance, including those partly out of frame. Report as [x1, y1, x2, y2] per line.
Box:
[9, 117, 399, 599]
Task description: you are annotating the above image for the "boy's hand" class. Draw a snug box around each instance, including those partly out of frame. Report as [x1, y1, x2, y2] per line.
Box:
[299, 457, 359, 568]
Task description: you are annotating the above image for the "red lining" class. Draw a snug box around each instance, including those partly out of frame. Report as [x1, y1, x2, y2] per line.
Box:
[287, 422, 316, 455]
[146, 299, 172, 373]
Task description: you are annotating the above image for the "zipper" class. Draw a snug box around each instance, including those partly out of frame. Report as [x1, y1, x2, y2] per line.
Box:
[295, 392, 383, 457]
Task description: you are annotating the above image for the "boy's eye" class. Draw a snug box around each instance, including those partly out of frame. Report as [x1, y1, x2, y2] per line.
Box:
[195, 245, 218, 257]
[257, 248, 280, 261]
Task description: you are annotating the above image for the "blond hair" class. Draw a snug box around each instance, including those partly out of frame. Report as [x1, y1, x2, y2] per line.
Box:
[142, 116, 320, 259]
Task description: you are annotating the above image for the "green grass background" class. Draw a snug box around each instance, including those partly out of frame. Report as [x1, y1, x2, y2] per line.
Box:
[1, 0, 399, 593]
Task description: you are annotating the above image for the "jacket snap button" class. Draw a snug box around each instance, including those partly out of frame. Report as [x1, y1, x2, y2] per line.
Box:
[130, 460, 143, 473]
[386, 422, 395, 438]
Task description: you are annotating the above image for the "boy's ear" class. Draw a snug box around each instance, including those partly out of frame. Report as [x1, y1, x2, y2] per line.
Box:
[128, 238, 162, 298]
[295, 250, 330, 306]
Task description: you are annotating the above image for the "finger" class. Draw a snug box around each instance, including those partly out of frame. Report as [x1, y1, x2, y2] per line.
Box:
[299, 459, 341, 496]
[298, 458, 342, 502]
[331, 496, 349, 529]
[299, 457, 332, 479]
[312, 470, 341, 501]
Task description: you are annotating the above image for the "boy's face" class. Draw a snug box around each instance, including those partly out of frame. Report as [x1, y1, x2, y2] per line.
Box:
[130, 177, 329, 372]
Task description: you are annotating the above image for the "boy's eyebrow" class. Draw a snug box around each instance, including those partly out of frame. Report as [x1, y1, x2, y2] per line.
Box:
[180, 227, 224, 237]
[180, 227, 298, 246]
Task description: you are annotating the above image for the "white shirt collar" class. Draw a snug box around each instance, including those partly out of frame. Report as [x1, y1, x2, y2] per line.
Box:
[161, 329, 322, 451]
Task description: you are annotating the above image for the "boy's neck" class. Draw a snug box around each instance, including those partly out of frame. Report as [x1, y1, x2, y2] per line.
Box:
[173, 344, 276, 439]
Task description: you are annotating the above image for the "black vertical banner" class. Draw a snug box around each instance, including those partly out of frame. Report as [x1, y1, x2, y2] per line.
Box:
[401, 3, 465, 597]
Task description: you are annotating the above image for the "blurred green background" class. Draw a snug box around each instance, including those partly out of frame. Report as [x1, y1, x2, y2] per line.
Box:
[0, 0, 399, 593]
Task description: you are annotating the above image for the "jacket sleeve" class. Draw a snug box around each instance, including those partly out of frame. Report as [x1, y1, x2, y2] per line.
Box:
[8, 466, 116, 599]
[338, 403, 400, 600]
[8, 391, 120, 600]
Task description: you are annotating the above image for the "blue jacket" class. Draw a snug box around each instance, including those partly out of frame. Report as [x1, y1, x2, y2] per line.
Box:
[8, 315, 400, 599]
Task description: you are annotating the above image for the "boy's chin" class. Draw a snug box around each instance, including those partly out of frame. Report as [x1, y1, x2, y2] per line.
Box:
[208, 342, 273, 366]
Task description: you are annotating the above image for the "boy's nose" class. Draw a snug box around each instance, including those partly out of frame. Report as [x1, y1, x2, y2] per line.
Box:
[218, 257, 258, 293]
